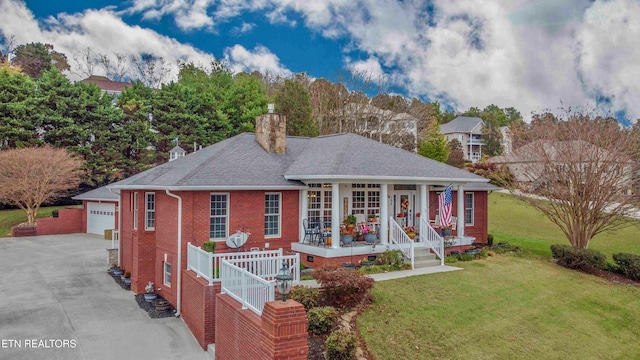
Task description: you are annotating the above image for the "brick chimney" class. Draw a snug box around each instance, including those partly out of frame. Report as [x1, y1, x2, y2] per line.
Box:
[255, 105, 287, 154]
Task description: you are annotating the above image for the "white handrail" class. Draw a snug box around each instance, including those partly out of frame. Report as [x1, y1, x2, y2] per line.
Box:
[220, 259, 275, 315]
[419, 218, 445, 266]
[186, 243, 299, 284]
[388, 217, 414, 269]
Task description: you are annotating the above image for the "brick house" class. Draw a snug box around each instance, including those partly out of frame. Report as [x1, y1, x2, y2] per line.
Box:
[106, 112, 495, 350]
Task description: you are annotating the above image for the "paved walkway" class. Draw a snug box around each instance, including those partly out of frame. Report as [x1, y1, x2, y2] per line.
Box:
[0, 234, 209, 360]
[298, 264, 462, 288]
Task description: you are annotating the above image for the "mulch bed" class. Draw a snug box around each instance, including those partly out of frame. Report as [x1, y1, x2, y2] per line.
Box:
[591, 268, 640, 286]
[107, 269, 176, 318]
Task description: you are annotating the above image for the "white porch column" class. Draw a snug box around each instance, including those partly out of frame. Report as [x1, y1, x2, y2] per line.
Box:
[300, 189, 308, 243]
[331, 182, 341, 249]
[457, 184, 465, 238]
[420, 184, 427, 226]
[380, 183, 388, 245]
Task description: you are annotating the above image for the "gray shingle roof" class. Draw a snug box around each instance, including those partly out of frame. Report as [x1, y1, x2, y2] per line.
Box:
[440, 116, 484, 134]
[110, 132, 488, 190]
[72, 186, 119, 201]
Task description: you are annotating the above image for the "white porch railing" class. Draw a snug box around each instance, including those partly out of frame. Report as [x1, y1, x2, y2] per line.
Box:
[111, 230, 120, 249]
[220, 259, 275, 316]
[419, 218, 445, 266]
[389, 217, 415, 269]
[186, 243, 299, 284]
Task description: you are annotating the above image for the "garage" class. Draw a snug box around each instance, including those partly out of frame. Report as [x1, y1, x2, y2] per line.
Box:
[86, 202, 116, 235]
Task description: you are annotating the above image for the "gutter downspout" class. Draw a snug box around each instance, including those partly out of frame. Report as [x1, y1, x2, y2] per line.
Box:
[165, 190, 182, 317]
[108, 188, 122, 267]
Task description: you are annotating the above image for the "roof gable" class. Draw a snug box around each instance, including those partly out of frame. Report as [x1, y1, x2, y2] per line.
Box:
[440, 116, 484, 135]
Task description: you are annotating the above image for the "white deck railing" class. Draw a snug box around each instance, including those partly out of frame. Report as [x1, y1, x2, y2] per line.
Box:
[389, 217, 415, 269]
[225, 253, 300, 283]
[186, 243, 299, 284]
[419, 218, 445, 266]
[220, 259, 275, 315]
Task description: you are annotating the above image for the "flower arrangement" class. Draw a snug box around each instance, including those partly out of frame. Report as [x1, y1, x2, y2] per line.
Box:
[361, 224, 376, 234]
[397, 212, 405, 218]
[340, 226, 355, 236]
[145, 281, 155, 294]
[401, 198, 409, 210]
[404, 226, 415, 234]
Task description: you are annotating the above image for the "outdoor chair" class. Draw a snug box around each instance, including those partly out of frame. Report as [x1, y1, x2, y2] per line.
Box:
[317, 219, 331, 247]
[302, 218, 319, 244]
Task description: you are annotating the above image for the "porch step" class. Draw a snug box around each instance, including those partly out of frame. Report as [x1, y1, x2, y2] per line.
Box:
[410, 248, 441, 269]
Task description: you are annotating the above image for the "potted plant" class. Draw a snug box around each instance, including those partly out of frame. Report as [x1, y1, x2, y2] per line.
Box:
[144, 281, 157, 302]
[359, 257, 373, 268]
[344, 215, 357, 231]
[340, 226, 354, 245]
[404, 226, 416, 240]
[123, 271, 131, 286]
[362, 224, 377, 244]
[112, 266, 124, 277]
[441, 226, 453, 237]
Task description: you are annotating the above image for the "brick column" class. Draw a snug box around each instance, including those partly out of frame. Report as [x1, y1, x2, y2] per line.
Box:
[261, 300, 308, 360]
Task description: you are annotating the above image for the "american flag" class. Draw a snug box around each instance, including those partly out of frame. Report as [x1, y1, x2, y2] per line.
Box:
[438, 186, 453, 228]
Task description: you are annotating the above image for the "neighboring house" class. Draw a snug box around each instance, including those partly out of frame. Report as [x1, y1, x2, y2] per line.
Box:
[491, 140, 634, 195]
[72, 186, 119, 235]
[80, 75, 131, 98]
[440, 116, 485, 163]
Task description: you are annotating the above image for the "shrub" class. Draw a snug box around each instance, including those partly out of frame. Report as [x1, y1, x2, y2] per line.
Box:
[312, 266, 375, 309]
[490, 242, 521, 254]
[613, 253, 640, 281]
[307, 306, 338, 335]
[458, 253, 474, 262]
[52, 210, 59, 218]
[478, 248, 489, 258]
[487, 233, 494, 246]
[325, 329, 357, 360]
[550, 244, 606, 274]
[289, 285, 319, 311]
[374, 250, 405, 270]
[444, 256, 458, 264]
[202, 241, 216, 253]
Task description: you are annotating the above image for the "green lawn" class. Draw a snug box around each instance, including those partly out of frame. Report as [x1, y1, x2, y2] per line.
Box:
[0, 206, 79, 237]
[488, 192, 640, 258]
[358, 192, 640, 359]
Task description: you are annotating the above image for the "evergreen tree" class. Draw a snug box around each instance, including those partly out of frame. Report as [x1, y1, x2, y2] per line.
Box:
[274, 76, 318, 137]
[418, 121, 449, 162]
[0, 65, 40, 149]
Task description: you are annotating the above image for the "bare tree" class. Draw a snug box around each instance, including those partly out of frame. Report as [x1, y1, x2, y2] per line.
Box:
[72, 47, 98, 78]
[130, 53, 171, 88]
[98, 52, 129, 81]
[508, 111, 640, 248]
[0, 146, 84, 225]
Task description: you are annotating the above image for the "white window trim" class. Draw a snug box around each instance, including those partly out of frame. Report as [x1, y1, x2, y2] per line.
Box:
[265, 192, 282, 238]
[133, 192, 138, 230]
[465, 192, 474, 226]
[145, 192, 155, 231]
[163, 261, 171, 287]
[210, 192, 229, 241]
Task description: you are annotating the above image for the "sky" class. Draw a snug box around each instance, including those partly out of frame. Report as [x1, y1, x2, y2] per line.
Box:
[1, 0, 639, 124]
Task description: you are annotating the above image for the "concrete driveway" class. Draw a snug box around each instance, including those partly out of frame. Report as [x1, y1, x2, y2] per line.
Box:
[0, 234, 210, 360]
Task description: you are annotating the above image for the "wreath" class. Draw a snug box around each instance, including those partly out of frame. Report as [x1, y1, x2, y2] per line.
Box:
[401, 198, 409, 210]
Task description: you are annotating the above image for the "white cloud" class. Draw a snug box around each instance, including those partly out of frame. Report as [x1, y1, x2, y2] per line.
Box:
[223, 44, 292, 77]
[0, 0, 215, 82]
[346, 56, 384, 79]
[230, 22, 255, 36]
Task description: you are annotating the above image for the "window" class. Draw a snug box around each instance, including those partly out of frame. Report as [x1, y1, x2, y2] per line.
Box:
[307, 184, 332, 228]
[351, 184, 380, 217]
[265, 193, 281, 237]
[163, 262, 171, 287]
[145, 192, 155, 230]
[465, 193, 474, 225]
[133, 192, 138, 230]
[210, 194, 228, 240]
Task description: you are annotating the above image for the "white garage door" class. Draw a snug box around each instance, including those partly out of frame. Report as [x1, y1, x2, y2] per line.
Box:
[87, 202, 116, 235]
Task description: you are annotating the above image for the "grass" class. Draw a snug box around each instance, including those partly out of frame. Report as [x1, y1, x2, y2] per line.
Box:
[358, 192, 640, 359]
[0, 206, 79, 237]
[488, 192, 640, 258]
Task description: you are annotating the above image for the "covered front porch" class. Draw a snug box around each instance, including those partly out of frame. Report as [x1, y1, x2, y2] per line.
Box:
[292, 181, 479, 268]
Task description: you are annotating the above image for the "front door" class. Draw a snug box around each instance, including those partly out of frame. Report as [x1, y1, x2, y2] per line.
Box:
[394, 191, 416, 227]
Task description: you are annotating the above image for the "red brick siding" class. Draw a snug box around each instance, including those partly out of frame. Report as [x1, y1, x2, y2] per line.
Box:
[300, 254, 368, 269]
[215, 295, 308, 360]
[428, 190, 489, 244]
[216, 294, 266, 360]
[35, 208, 83, 235]
[181, 269, 220, 350]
